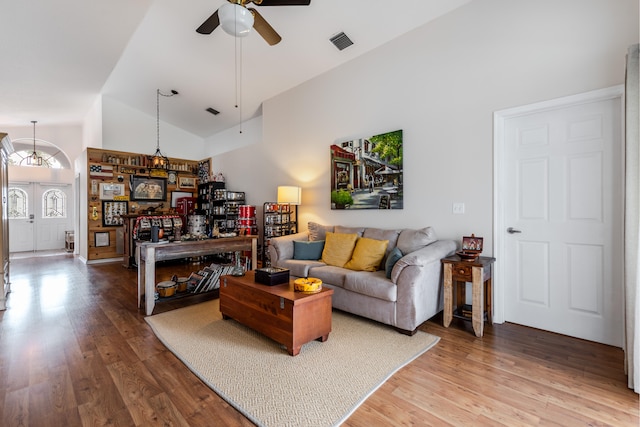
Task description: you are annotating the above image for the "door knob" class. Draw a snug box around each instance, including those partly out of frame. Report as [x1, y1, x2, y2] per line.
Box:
[507, 227, 522, 234]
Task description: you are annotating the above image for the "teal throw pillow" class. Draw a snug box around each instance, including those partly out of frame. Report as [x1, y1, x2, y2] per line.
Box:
[385, 247, 403, 279]
[293, 240, 325, 260]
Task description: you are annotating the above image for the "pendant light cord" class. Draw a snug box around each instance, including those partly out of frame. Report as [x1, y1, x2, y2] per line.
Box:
[32, 120, 37, 154]
[234, 7, 243, 134]
[156, 89, 161, 151]
[157, 89, 178, 151]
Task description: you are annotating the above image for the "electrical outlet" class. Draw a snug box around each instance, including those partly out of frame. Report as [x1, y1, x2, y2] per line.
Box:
[453, 202, 465, 214]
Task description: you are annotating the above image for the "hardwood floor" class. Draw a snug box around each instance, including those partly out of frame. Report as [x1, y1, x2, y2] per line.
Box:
[0, 255, 637, 426]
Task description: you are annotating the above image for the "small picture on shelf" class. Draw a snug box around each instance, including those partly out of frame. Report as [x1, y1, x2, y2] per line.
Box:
[149, 169, 168, 178]
[120, 166, 136, 174]
[462, 235, 483, 252]
[178, 176, 196, 189]
[457, 234, 483, 261]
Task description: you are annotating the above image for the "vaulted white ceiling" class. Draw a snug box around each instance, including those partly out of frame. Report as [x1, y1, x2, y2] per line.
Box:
[0, 0, 472, 138]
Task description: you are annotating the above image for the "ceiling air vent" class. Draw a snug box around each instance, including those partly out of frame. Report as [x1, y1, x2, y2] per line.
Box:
[206, 107, 220, 116]
[329, 32, 353, 51]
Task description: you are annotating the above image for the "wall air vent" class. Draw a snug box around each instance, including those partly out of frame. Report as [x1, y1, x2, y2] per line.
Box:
[329, 32, 353, 51]
[206, 107, 220, 115]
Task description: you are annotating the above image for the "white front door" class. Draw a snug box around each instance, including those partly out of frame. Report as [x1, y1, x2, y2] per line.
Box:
[9, 183, 34, 252]
[495, 87, 623, 347]
[35, 183, 72, 251]
[9, 182, 73, 252]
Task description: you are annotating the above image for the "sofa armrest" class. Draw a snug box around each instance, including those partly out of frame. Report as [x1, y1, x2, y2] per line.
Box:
[268, 231, 309, 265]
[391, 240, 456, 283]
[391, 239, 456, 331]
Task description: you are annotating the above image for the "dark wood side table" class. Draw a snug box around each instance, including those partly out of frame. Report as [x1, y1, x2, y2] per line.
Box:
[441, 255, 496, 337]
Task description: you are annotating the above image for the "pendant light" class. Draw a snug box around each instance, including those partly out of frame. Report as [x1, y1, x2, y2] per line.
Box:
[151, 89, 178, 170]
[28, 120, 43, 166]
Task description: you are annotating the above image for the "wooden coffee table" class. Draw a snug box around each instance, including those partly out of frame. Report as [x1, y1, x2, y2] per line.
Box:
[219, 271, 333, 356]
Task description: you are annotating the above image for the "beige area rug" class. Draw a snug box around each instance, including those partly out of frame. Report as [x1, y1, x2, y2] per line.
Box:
[146, 299, 439, 427]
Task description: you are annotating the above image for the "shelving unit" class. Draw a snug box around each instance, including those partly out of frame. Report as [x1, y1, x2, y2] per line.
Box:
[262, 202, 297, 266]
[197, 181, 226, 233]
[197, 182, 246, 236]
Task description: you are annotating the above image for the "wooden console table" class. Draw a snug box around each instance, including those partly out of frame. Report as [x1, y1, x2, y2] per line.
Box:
[441, 255, 495, 337]
[137, 236, 258, 315]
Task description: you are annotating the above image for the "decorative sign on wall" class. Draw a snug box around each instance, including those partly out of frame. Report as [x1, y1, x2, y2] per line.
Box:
[330, 129, 403, 210]
[102, 201, 128, 226]
[99, 183, 125, 200]
[95, 231, 110, 247]
[130, 176, 167, 201]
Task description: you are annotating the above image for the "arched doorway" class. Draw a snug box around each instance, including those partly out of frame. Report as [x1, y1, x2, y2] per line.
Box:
[7, 137, 74, 254]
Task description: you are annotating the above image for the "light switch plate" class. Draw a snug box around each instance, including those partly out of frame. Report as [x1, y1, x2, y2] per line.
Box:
[453, 202, 465, 214]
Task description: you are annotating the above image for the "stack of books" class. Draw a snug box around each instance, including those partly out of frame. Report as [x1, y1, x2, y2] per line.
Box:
[460, 304, 473, 318]
[187, 263, 234, 294]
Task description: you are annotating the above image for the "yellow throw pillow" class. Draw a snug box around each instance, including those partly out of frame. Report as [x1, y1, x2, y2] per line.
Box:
[344, 237, 389, 272]
[321, 232, 358, 267]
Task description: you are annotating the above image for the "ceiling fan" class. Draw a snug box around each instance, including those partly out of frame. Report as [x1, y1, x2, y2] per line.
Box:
[196, 0, 311, 46]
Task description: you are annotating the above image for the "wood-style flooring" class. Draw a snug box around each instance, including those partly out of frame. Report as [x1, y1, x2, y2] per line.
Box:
[0, 254, 638, 426]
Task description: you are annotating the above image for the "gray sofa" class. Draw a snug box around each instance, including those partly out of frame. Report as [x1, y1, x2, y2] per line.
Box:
[268, 223, 456, 334]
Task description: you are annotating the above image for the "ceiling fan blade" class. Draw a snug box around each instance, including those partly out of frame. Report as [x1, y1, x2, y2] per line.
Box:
[249, 8, 282, 45]
[196, 9, 220, 34]
[252, 0, 311, 5]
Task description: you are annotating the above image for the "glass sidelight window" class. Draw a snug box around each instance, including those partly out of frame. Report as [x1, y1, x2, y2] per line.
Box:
[8, 188, 28, 219]
[42, 189, 66, 218]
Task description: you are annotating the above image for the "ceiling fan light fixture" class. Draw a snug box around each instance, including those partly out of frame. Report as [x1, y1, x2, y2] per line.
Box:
[219, 3, 254, 37]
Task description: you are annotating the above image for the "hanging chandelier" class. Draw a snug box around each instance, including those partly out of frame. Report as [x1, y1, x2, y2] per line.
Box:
[151, 89, 178, 170]
[28, 120, 43, 166]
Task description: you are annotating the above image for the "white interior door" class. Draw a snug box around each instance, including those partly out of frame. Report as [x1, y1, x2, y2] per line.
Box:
[9, 182, 34, 252]
[496, 87, 623, 347]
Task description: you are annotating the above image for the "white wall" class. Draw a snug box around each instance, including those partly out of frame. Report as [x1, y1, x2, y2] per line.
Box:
[206, 115, 262, 157]
[101, 96, 205, 160]
[209, 0, 639, 255]
[83, 95, 103, 151]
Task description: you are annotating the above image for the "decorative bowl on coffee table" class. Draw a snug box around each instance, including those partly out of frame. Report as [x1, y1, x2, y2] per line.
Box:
[294, 277, 323, 293]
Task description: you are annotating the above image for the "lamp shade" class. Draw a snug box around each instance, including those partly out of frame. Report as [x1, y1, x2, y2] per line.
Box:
[277, 186, 301, 205]
[219, 3, 254, 37]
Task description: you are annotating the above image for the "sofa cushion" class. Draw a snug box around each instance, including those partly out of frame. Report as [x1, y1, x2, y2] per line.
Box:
[363, 227, 402, 267]
[363, 228, 401, 251]
[308, 265, 349, 288]
[335, 225, 365, 237]
[343, 270, 397, 302]
[308, 222, 334, 241]
[277, 259, 325, 278]
[344, 237, 389, 272]
[293, 240, 325, 260]
[397, 226, 437, 254]
[321, 232, 358, 267]
[384, 247, 403, 279]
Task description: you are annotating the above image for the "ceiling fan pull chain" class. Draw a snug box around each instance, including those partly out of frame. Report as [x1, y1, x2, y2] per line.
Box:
[239, 36, 243, 134]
